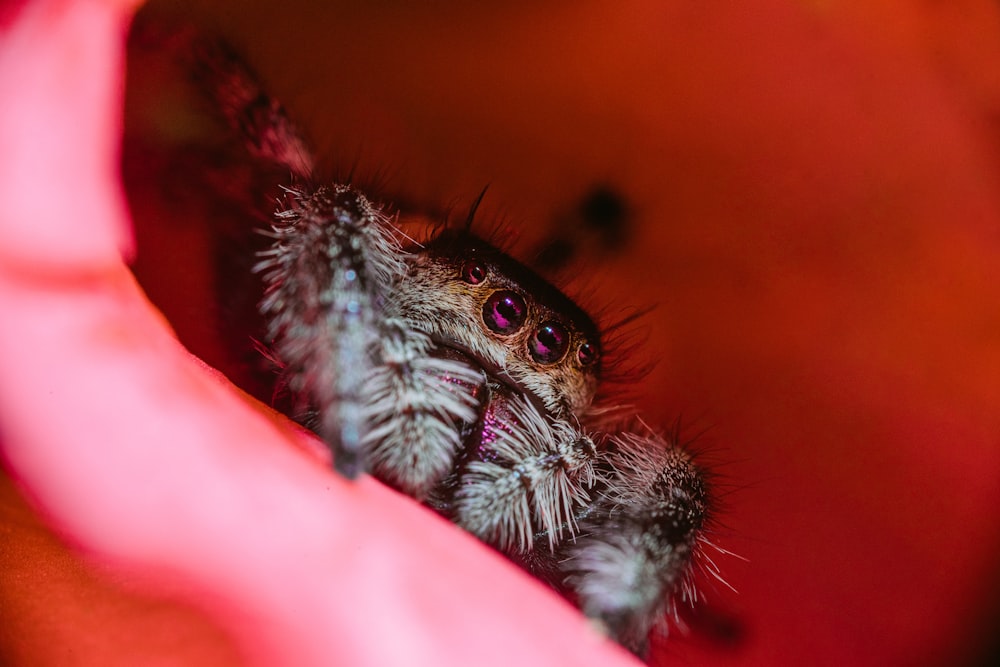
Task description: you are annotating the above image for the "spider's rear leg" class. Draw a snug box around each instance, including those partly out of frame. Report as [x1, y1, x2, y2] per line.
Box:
[565, 432, 709, 656]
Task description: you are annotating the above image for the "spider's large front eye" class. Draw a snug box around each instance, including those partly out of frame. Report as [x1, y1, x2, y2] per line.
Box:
[483, 290, 527, 334]
[461, 260, 487, 284]
[529, 321, 569, 364]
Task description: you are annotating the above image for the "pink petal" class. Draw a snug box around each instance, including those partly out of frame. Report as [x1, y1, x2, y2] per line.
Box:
[0, 2, 638, 665]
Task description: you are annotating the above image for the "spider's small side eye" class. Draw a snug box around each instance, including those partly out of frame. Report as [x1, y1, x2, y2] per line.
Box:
[461, 260, 487, 284]
[529, 321, 569, 364]
[577, 341, 599, 367]
[483, 290, 527, 334]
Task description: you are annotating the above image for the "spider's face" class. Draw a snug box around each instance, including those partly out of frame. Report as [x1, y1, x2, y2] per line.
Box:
[386, 231, 601, 418]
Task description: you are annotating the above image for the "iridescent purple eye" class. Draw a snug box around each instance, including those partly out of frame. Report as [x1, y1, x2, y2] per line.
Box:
[461, 260, 487, 284]
[483, 290, 527, 334]
[529, 321, 569, 364]
[577, 341, 598, 367]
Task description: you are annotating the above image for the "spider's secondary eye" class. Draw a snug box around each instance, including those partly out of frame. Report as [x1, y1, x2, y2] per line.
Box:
[461, 260, 487, 284]
[529, 321, 569, 364]
[577, 341, 599, 367]
[483, 290, 527, 334]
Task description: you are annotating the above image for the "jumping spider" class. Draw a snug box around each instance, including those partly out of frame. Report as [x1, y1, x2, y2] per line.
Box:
[167, 26, 721, 659]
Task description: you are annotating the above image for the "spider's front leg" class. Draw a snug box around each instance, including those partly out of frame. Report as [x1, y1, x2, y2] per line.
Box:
[184, 29, 483, 483]
[258, 183, 489, 490]
[566, 431, 710, 656]
[256, 184, 409, 477]
[451, 392, 599, 553]
[171, 27, 395, 476]
[361, 321, 485, 497]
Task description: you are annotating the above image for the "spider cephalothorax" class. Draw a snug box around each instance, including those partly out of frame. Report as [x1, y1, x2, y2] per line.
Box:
[174, 25, 721, 659]
[390, 230, 602, 419]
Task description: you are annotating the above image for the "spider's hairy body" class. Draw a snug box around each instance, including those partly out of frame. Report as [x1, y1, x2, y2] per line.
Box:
[177, 25, 721, 659]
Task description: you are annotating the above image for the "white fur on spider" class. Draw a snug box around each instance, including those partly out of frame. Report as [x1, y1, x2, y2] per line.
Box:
[267, 184, 407, 295]
[362, 323, 484, 498]
[573, 531, 684, 623]
[256, 185, 407, 378]
[602, 432, 704, 505]
[567, 431, 706, 644]
[455, 397, 597, 553]
[256, 184, 409, 474]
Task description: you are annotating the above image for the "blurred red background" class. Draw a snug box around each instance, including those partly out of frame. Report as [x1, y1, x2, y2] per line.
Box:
[3, 0, 1000, 665]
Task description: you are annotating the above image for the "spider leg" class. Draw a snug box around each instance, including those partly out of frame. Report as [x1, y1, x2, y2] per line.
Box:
[565, 431, 709, 656]
[454, 394, 599, 553]
[184, 30, 315, 181]
[182, 27, 411, 477]
[256, 185, 407, 477]
[362, 322, 485, 498]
